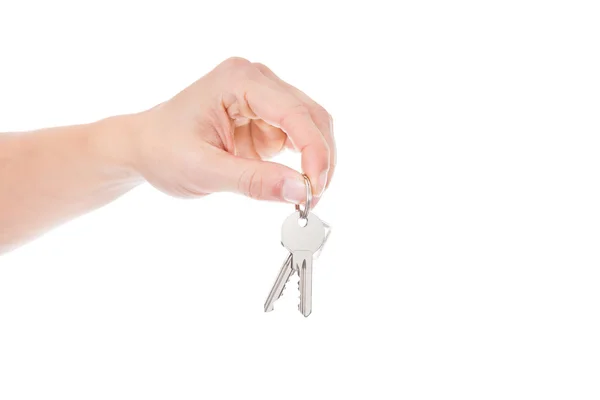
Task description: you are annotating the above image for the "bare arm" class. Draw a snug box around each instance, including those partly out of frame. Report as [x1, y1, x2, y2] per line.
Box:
[0, 57, 336, 255]
[0, 116, 142, 253]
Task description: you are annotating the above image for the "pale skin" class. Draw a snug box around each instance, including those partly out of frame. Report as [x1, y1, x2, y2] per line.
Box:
[0, 57, 336, 254]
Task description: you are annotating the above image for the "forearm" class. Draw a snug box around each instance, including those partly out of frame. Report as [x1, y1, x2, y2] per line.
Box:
[0, 115, 144, 254]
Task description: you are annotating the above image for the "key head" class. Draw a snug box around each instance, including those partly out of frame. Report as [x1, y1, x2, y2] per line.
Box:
[281, 212, 326, 253]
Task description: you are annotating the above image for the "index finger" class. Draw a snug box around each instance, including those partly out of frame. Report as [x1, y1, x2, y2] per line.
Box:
[252, 63, 336, 196]
[241, 75, 330, 196]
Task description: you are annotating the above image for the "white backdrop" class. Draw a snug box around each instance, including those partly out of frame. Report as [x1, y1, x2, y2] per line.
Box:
[1, 1, 599, 399]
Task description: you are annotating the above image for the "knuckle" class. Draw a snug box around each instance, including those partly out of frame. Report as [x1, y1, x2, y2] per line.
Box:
[290, 102, 311, 117]
[251, 62, 272, 75]
[218, 57, 255, 87]
[222, 56, 251, 70]
[251, 62, 267, 70]
[226, 60, 262, 83]
[238, 168, 264, 200]
[279, 103, 310, 127]
[313, 105, 331, 125]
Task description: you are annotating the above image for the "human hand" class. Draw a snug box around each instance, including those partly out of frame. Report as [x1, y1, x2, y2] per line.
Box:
[128, 57, 336, 204]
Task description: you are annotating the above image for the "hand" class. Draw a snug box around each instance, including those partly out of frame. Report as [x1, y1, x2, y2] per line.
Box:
[129, 57, 336, 204]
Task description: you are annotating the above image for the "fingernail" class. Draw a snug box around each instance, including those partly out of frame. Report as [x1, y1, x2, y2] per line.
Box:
[317, 170, 328, 196]
[282, 178, 306, 204]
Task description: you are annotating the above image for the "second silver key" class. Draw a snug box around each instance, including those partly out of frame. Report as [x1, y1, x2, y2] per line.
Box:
[281, 211, 326, 317]
[264, 253, 293, 312]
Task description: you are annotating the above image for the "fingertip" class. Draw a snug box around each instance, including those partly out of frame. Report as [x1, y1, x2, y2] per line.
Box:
[311, 195, 322, 209]
[318, 170, 328, 196]
[307, 169, 327, 197]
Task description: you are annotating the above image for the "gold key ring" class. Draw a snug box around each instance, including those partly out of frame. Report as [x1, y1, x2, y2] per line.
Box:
[295, 174, 312, 220]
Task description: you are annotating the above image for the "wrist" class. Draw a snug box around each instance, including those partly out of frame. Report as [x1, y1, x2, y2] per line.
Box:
[88, 113, 146, 185]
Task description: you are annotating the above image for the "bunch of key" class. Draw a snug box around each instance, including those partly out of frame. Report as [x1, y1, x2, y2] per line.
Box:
[264, 175, 331, 317]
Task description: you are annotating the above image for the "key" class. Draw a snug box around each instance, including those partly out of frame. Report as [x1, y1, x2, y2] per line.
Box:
[264, 253, 293, 312]
[263, 173, 331, 316]
[281, 211, 327, 317]
[264, 221, 331, 313]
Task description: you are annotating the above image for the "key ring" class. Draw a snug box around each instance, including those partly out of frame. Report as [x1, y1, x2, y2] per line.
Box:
[295, 174, 312, 220]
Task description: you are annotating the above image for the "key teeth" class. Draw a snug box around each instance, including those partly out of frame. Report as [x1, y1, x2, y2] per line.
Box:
[298, 280, 301, 310]
[278, 283, 287, 299]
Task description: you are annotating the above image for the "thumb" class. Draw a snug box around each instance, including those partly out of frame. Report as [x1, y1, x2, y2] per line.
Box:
[204, 150, 308, 203]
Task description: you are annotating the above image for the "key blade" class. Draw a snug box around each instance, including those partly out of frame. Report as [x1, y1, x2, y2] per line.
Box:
[295, 251, 313, 317]
[264, 253, 294, 312]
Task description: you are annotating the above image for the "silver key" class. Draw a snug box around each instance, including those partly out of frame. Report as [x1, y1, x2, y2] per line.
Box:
[281, 211, 326, 317]
[264, 253, 293, 312]
[264, 221, 331, 313]
[263, 173, 331, 316]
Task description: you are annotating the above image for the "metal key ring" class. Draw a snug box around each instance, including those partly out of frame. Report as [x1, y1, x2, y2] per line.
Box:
[295, 174, 312, 219]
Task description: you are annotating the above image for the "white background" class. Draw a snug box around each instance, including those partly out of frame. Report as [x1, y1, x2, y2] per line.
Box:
[1, 1, 599, 399]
